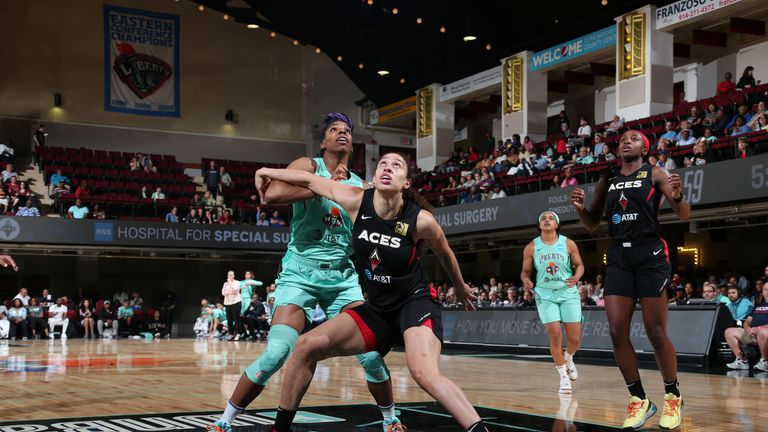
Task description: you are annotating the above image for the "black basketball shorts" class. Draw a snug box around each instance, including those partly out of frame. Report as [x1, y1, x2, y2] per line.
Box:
[604, 237, 671, 299]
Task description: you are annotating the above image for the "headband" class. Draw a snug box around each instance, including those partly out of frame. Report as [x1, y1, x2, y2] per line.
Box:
[538, 211, 560, 225]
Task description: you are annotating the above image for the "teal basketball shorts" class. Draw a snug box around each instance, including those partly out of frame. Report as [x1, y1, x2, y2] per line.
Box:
[534, 287, 582, 324]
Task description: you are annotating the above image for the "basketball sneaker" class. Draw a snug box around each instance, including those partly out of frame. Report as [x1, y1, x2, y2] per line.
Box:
[658, 393, 683, 430]
[565, 357, 578, 381]
[754, 359, 768, 371]
[726, 358, 750, 370]
[383, 416, 407, 431]
[207, 420, 232, 432]
[558, 374, 572, 394]
[622, 396, 656, 430]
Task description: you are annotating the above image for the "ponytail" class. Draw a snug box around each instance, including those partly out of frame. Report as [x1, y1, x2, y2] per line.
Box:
[403, 187, 434, 214]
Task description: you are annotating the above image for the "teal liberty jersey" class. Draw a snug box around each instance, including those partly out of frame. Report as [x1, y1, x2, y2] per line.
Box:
[286, 157, 363, 261]
[532, 235, 573, 290]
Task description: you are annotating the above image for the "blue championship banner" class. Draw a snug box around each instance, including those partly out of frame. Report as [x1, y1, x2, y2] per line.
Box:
[103, 4, 180, 117]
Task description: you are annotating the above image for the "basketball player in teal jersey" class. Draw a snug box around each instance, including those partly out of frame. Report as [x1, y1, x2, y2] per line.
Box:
[521, 211, 585, 394]
[209, 113, 404, 432]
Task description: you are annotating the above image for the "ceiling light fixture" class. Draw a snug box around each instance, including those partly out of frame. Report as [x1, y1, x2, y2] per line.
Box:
[292, 40, 299, 46]
[377, 70, 390, 76]
[367, 0, 374, 5]
[399, 78, 405, 84]
[416, 17, 423, 24]
[315, 48, 321, 54]
[223, 14, 229, 20]
[358, 63, 364, 69]
[601, 0, 608, 5]
[392, 7, 399, 15]
[198, 5, 204, 11]
[270, 31, 276, 37]
[337, 55, 343, 61]
[463, 35, 477, 42]
[485, 43, 492, 50]
[247, 24, 259, 29]
[440, 26, 446, 33]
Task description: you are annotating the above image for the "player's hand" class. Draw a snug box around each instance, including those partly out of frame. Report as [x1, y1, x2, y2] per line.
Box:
[254, 169, 272, 204]
[748, 327, 759, 337]
[570, 188, 586, 211]
[668, 173, 683, 200]
[456, 283, 477, 311]
[565, 276, 580, 287]
[0, 255, 17, 271]
[331, 164, 349, 181]
[523, 278, 534, 291]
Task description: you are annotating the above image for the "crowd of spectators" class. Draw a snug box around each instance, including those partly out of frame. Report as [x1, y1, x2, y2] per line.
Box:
[194, 282, 277, 341]
[0, 287, 179, 340]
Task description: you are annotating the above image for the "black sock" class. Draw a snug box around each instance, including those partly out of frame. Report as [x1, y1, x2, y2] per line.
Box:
[627, 380, 646, 399]
[664, 380, 680, 397]
[467, 420, 488, 432]
[273, 407, 296, 432]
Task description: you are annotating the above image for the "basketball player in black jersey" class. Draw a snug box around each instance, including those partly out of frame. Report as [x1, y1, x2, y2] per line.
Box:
[254, 153, 489, 432]
[570, 130, 689, 430]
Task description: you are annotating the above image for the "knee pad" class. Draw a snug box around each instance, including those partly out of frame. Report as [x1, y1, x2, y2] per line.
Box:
[356, 351, 390, 383]
[245, 324, 299, 385]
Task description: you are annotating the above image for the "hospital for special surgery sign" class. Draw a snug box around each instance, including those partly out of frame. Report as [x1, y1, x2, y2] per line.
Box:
[103, 5, 180, 117]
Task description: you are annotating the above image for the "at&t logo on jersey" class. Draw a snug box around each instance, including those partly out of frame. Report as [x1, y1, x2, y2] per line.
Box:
[612, 213, 639, 224]
[608, 180, 642, 192]
[322, 206, 343, 229]
[545, 261, 559, 275]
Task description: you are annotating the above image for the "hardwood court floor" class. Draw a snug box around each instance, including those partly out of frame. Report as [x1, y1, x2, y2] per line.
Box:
[1, 339, 766, 431]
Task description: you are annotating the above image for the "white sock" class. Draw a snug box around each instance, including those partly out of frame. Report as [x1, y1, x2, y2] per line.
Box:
[564, 351, 573, 363]
[221, 400, 245, 423]
[556, 364, 568, 378]
[379, 403, 395, 420]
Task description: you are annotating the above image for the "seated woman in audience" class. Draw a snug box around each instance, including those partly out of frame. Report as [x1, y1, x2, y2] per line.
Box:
[202, 209, 216, 224]
[12, 181, 31, 211]
[691, 139, 714, 166]
[8, 298, 28, 340]
[79, 299, 95, 339]
[92, 203, 106, 220]
[736, 66, 757, 89]
[551, 175, 562, 190]
[753, 113, 768, 132]
[737, 137, 753, 159]
[702, 127, 717, 143]
[444, 176, 458, 190]
[139, 185, 149, 199]
[6, 176, 20, 200]
[560, 166, 578, 188]
[27, 297, 48, 339]
[702, 104, 722, 129]
[129, 157, 141, 172]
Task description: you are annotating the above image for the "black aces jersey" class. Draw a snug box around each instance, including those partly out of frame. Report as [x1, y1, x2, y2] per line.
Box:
[352, 189, 431, 311]
[604, 164, 662, 241]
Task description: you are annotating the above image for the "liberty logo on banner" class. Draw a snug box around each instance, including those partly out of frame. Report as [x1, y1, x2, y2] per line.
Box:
[104, 5, 180, 117]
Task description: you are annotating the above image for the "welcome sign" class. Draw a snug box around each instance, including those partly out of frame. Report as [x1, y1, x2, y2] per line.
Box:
[530, 26, 616, 72]
[103, 4, 180, 117]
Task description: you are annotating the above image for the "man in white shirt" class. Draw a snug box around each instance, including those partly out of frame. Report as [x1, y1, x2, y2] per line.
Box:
[577, 117, 592, 140]
[48, 297, 69, 339]
[13, 287, 30, 306]
[659, 151, 677, 171]
[0, 305, 9, 339]
[489, 184, 507, 199]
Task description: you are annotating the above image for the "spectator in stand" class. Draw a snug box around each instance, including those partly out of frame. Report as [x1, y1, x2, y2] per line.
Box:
[462, 185, 482, 203]
[33, 124, 47, 147]
[2, 163, 18, 183]
[658, 150, 677, 171]
[737, 137, 753, 159]
[684, 282, 697, 300]
[726, 105, 753, 132]
[269, 210, 286, 227]
[576, 147, 595, 165]
[152, 186, 166, 200]
[577, 117, 592, 142]
[687, 106, 704, 136]
[0, 304, 8, 339]
[39, 289, 53, 310]
[605, 115, 624, 136]
[6, 176, 20, 203]
[747, 102, 766, 130]
[445, 177, 459, 191]
[677, 129, 695, 146]
[185, 208, 199, 223]
[466, 146, 480, 164]
[204, 160, 220, 197]
[79, 299, 95, 339]
[560, 166, 578, 188]
[117, 299, 135, 337]
[13, 287, 30, 306]
[26, 297, 47, 339]
[67, 199, 89, 219]
[49, 168, 70, 194]
[730, 116, 751, 136]
[74, 180, 91, 199]
[488, 290, 504, 307]
[48, 297, 69, 339]
[725, 281, 768, 371]
[579, 286, 596, 306]
[658, 121, 679, 150]
[482, 132, 496, 154]
[558, 110, 570, 130]
[148, 310, 168, 338]
[218, 209, 233, 224]
[195, 207, 205, 222]
[129, 157, 140, 172]
[218, 166, 232, 203]
[592, 133, 605, 156]
[647, 155, 659, 168]
[113, 288, 129, 305]
[504, 288, 520, 306]
[256, 210, 269, 226]
[92, 203, 106, 220]
[166, 206, 179, 222]
[489, 184, 506, 199]
[7, 298, 27, 340]
[726, 285, 754, 322]
[190, 192, 203, 208]
[736, 66, 758, 90]
[521, 290, 536, 307]
[130, 292, 143, 308]
[16, 198, 40, 217]
[203, 190, 217, 210]
[522, 136, 535, 154]
[702, 127, 717, 143]
[476, 291, 490, 308]
[201, 209, 216, 224]
[702, 104, 723, 130]
[691, 139, 713, 166]
[753, 113, 768, 132]
[701, 283, 718, 302]
[98, 300, 117, 338]
[551, 175, 562, 190]
[477, 171, 494, 191]
[717, 72, 736, 95]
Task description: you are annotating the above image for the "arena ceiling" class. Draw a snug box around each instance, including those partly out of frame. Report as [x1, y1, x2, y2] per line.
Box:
[194, 0, 678, 107]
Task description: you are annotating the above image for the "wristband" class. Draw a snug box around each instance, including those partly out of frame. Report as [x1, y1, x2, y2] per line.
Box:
[673, 194, 683, 203]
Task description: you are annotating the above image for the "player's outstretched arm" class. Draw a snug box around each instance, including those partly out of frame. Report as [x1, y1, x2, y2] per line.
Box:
[256, 168, 363, 218]
[261, 157, 316, 205]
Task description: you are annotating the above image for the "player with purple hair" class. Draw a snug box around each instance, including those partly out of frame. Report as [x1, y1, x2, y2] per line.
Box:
[210, 113, 405, 432]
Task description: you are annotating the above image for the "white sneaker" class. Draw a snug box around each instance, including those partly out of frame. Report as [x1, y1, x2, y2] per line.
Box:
[49, 334, 54, 339]
[22, 337, 28, 341]
[565, 358, 578, 381]
[61, 334, 67, 340]
[726, 358, 750, 370]
[754, 359, 768, 372]
[558, 374, 572, 394]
